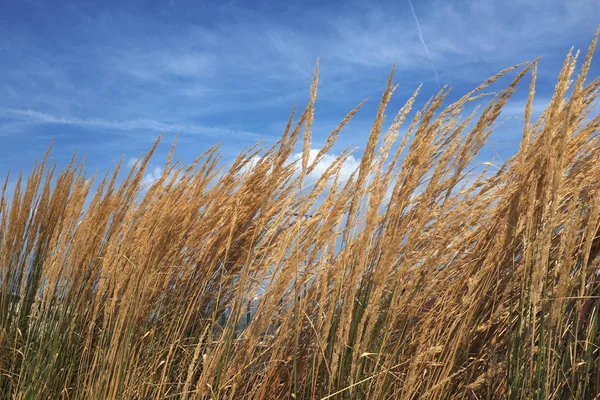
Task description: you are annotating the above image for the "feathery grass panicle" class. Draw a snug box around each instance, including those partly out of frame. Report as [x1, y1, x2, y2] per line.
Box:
[1, 33, 600, 399]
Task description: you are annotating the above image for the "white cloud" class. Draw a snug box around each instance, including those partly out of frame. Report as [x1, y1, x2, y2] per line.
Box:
[126, 157, 140, 168]
[239, 155, 263, 175]
[138, 164, 184, 194]
[141, 165, 164, 188]
[241, 148, 360, 189]
[290, 149, 360, 186]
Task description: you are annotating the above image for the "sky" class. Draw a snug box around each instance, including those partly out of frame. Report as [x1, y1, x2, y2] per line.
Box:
[1, 0, 599, 192]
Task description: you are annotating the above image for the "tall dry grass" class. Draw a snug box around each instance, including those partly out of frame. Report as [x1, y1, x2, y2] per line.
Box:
[1, 32, 600, 399]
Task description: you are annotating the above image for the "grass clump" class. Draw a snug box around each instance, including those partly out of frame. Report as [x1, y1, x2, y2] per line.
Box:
[1, 32, 600, 399]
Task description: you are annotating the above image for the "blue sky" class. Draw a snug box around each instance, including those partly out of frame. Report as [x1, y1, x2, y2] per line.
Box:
[1, 0, 599, 189]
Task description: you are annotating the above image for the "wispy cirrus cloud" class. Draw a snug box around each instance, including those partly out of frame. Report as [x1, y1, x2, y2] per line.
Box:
[0, 108, 263, 140]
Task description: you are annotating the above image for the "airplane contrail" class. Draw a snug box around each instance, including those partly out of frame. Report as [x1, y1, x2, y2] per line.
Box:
[406, 0, 442, 89]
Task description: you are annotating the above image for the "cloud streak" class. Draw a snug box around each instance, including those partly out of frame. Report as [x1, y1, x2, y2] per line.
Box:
[406, 0, 441, 89]
[0, 108, 263, 141]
